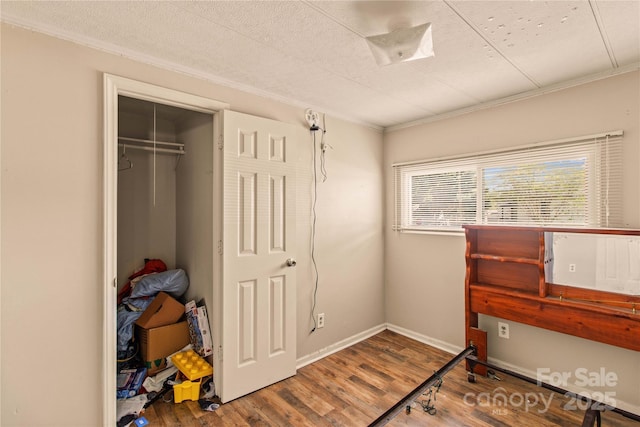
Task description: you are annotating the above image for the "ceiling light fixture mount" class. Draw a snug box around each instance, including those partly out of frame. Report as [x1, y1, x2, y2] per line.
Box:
[366, 22, 434, 66]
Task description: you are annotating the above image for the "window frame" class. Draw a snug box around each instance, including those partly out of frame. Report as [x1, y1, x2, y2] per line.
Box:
[393, 131, 623, 234]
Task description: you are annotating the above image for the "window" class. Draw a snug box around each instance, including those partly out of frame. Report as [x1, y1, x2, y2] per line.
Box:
[393, 132, 623, 233]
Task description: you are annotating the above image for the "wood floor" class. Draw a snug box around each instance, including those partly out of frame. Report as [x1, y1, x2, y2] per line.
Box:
[143, 330, 638, 426]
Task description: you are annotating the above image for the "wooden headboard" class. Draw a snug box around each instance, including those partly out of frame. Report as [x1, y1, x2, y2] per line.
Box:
[463, 225, 640, 373]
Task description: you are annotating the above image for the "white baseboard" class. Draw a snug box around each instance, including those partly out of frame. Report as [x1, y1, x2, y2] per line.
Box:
[296, 323, 462, 369]
[296, 323, 387, 369]
[386, 323, 463, 355]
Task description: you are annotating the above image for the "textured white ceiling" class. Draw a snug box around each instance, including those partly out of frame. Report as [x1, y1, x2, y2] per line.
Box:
[1, 0, 639, 129]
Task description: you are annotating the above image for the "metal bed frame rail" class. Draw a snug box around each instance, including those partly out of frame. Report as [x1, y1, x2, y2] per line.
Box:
[368, 344, 639, 427]
[368, 345, 476, 427]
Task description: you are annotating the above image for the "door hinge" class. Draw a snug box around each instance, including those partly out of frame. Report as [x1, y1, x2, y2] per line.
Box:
[113, 277, 117, 288]
[218, 345, 223, 362]
[218, 240, 223, 255]
[218, 135, 224, 150]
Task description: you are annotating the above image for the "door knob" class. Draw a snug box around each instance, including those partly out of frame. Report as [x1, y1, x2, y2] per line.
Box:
[286, 258, 297, 267]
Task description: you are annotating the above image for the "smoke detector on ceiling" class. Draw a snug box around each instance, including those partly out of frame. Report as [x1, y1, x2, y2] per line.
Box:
[366, 22, 434, 66]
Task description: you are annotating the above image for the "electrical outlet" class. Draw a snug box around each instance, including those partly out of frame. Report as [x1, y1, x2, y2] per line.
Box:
[569, 263, 576, 273]
[498, 322, 509, 339]
[317, 313, 325, 329]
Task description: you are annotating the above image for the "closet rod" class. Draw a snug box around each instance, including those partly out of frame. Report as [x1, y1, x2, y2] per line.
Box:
[118, 143, 185, 155]
[118, 136, 184, 148]
[118, 136, 184, 150]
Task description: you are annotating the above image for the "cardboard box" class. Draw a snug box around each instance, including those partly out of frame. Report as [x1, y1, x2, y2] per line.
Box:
[185, 300, 213, 357]
[135, 292, 184, 329]
[137, 321, 190, 374]
[196, 305, 213, 357]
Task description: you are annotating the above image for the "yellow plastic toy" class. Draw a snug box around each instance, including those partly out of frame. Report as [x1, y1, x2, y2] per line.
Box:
[173, 379, 201, 403]
[171, 349, 213, 381]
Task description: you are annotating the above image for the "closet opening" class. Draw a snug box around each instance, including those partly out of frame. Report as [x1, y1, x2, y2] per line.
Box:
[115, 94, 216, 403]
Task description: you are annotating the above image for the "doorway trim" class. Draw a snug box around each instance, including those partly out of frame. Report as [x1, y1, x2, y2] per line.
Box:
[103, 74, 229, 425]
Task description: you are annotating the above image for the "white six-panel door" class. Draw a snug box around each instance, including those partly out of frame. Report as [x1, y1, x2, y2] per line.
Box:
[221, 110, 297, 402]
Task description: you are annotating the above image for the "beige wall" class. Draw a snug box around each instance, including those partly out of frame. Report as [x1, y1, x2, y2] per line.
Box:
[295, 116, 386, 357]
[384, 71, 640, 412]
[0, 24, 384, 426]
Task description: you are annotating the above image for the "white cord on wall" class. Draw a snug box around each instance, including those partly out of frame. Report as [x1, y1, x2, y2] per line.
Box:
[309, 111, 329, 333]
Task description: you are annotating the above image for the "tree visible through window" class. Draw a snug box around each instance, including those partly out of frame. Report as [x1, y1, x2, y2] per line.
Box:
[482, 159, 587, 225]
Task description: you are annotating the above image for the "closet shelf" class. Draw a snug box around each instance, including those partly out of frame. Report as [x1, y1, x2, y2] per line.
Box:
[118, 136, 186, 155]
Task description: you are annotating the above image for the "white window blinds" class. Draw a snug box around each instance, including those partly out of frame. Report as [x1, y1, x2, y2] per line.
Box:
[393, 131, 623, 233]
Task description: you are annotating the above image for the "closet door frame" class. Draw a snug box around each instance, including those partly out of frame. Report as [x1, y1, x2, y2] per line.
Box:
[103, 74, 228, 425]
